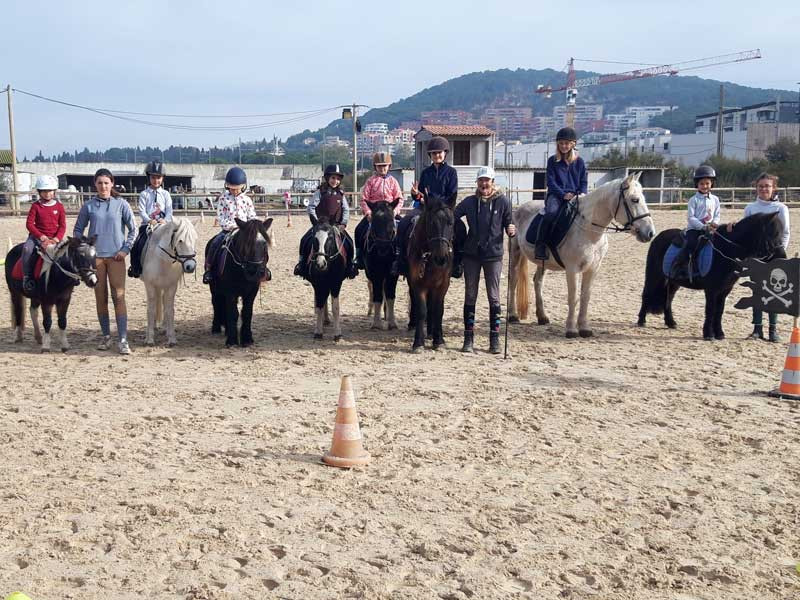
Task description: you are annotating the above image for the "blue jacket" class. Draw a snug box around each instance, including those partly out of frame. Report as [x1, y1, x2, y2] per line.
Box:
[73, 195, 136, 258]
[546, 155, 587, 201]
[414, 162, 458, 209]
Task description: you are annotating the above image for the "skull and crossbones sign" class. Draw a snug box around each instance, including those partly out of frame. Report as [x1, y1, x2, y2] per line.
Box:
[762, 268, 794, 307]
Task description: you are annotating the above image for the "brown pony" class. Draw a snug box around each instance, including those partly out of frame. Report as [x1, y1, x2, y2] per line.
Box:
[405, 193, 457, 352]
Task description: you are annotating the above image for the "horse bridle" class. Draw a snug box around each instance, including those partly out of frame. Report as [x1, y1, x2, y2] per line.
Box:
[366, 220, 396, 254]
[159, 225, 197, 266]
[310, 226, 345, 263]
[41, 242, 95, 282]
[588, 182, 651, 233]
[224, 232, 268, 270]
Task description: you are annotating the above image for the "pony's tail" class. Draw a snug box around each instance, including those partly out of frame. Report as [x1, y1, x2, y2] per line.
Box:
[511, 238, 530, 321]
[640, 239, 668, 315]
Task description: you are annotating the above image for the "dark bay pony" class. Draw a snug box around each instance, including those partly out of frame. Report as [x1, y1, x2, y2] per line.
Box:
[638, 212, 784, 340]
[206, 217, 273, 347]
[5, 236, 98, 352]
[405, 193, 457, 352]
[362, 199, 400, 330]
[307, 218, 349, 340]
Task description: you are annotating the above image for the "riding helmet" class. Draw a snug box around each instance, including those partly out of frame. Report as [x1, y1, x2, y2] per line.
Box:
[372, 152, 392, 166]
[323, 164, 344, 179]
[426, 136, 450, 154]
[35, 175, 58, 191]
[556, 127, 577, 142]
[225, 166, 248, 186]
[693, 164, 716, 183]
[145, 161, 166, 177]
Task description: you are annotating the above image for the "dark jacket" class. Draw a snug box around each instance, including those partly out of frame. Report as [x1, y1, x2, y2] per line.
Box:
[454, 191, 512, 262]
[413, 162, 458, 208]
[546, 155, 587, 201]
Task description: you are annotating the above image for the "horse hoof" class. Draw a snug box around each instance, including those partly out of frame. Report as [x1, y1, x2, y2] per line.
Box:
[334, 335, 342, 343]
[636, 319, 645, 327]
[579, 329, 593, 338]
[40, 347, 50, 353]
[703, 336, 714, 342]
[145, 340, 155, 347]
[61, 347, 69, 353]
[313, 333, 323, 340]
[509, 315, 520, 324]
[715, 333, 725, 341]
[411, 345, 424, 354]
[241, 341, 253, 348]
[387, 323, 398, 330]
[433, 343, 446, 351]
[225, 343, 237, 348]
[537, 317, 550, 325]
[167, 341, 177, 347]
[666, 322, 677, 329]
[565, 331, 579, 339]
[370, 324, 382, 330]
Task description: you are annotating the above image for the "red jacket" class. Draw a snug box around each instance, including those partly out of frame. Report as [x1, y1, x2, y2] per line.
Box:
[26, 201, 67, 240]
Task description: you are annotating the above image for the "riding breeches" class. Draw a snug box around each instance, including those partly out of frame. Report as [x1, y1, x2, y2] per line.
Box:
[21, 235, 38, 276]
[463, 257, 502, 307]
[94, 258, 127, 319]
[205, 231, 227, 270]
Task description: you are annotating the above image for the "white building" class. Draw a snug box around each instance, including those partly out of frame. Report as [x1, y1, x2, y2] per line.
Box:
[695, 100, 800, 134]
[625, 106, 674, 128]
[553, 104, 604, 123]
[362, 122, 389, 134]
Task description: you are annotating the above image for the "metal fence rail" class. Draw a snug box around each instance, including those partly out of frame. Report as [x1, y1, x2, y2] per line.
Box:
[2, 187, 800, 217]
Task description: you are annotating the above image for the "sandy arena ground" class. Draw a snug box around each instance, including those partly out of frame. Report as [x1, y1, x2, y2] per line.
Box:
[0, 208, 798, 600]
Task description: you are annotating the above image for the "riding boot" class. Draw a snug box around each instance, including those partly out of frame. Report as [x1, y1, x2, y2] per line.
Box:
[390, 247, 407, 278]
[768, 324, 780, 343]
[355, 248, 365, 270]
[534, 217, 550, 261]
[461, 305, 475, 353]
[293, 256, 306, 278]
[202, 269, 214, 284]
[489, 304, 502, 354]
[747, 324, 763, 340]
[22, 250, 37, 293]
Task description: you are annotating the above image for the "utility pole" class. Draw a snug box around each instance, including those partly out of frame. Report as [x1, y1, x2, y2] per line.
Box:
[352, 103, 358, 201]
[6, 84, 19, 214]
[797, 82, 800, 145]
[716, 84, 724, 157]
[238, 138, 242, 164]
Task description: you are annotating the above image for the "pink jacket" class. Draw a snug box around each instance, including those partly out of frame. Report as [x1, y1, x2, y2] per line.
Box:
[360, 174, 402, 217]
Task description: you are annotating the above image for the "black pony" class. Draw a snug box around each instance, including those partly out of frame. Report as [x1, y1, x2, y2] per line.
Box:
[638, 212, 784, 340]
[405, 193, 457, 352]
[5, 236, 98, 352]
[206, 217, 273, 347]
[362, 199, 400, 330]
[307, 218, 349, 340]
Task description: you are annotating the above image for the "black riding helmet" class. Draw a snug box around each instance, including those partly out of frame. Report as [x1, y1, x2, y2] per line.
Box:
[324, 164, 344, 179]
[426, 136, 450, 154]
[145, 161, 166, 176]
[693, 164, 716, 184]
[556, 127, 577, 142]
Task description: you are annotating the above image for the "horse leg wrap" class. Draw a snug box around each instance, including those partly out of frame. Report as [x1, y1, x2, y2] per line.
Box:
[463, 305, 476, 332]
[490, 304, 502, 333]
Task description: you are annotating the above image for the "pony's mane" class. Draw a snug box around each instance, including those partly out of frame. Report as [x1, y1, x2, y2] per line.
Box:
[233, 219, 262, 257]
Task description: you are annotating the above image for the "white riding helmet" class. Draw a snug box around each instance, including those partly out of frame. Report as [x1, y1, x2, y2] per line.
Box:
[35, 175, 58, 191]
[476, 166, 495, 181]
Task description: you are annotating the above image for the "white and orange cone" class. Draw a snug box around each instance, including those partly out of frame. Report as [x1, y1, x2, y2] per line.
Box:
[200, 209, 205, 224]
[769, 327, 800, 401]
[322, 376, 371, 468]
[286, 208, 293, 228]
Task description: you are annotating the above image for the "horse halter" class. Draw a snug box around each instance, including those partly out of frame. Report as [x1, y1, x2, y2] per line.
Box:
[159, 225, 197, 266]
[43, 241, 96, 282]
[590, 183, 651, 233]
[366, 218, 396, 254]
[224, 229, 268, 271]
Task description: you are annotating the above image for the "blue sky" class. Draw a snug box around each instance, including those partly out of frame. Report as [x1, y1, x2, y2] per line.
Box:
[2, 0, 798, 158]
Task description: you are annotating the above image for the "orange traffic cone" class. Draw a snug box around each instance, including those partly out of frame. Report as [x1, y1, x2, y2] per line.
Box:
[286, 209, 293, 228]
[322, 376, 371, 468]
[769, 327, 800, 400]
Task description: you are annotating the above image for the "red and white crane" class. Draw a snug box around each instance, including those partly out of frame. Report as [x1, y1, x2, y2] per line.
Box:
[537, 49, 762, 128]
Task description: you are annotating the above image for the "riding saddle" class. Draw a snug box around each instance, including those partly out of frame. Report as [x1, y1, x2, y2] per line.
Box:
[662, 235, 713, 279]
[525, 199, 579, 267]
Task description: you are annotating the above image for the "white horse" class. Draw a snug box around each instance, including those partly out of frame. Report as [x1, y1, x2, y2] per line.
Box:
[139, 217, 198, 346]
[509, 173, 656, 337]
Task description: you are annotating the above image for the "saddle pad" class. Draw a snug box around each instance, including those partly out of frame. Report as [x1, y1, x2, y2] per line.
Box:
[10, 256, 43, 280]
[525, 200, 578, 253]
[662, 242, 713, 278]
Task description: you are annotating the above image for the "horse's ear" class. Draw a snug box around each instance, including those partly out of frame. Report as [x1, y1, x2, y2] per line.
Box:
[389, 198, 400, 211]
[633, 171, 643, 182]
[366, 200, 377, 213]
[263, 217, 273, 231]
[235, 217, 247, 229]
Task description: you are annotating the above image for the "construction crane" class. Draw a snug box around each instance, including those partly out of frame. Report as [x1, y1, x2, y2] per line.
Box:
[536, 49, 762, 129]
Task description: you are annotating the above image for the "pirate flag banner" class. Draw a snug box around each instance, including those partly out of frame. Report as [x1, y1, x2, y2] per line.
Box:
[734, 257, 800, 317]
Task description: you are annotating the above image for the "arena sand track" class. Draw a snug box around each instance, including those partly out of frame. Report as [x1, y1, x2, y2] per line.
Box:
[0, 210, 798, 600]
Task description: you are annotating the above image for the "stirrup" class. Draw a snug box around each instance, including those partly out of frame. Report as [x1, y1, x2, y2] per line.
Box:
[202, 270, 213, 284]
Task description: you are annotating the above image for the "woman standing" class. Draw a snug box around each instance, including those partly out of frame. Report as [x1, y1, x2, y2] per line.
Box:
[454, 167, 515, 354]
[73, 168, 136, 354]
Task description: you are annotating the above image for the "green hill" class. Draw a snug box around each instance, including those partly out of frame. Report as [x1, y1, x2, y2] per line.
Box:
[286, 67, 796, 147]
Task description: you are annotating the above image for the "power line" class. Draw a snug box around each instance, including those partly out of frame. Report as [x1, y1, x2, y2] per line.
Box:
[573, 58, 661, 67]
[12, 88, 341, 131]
